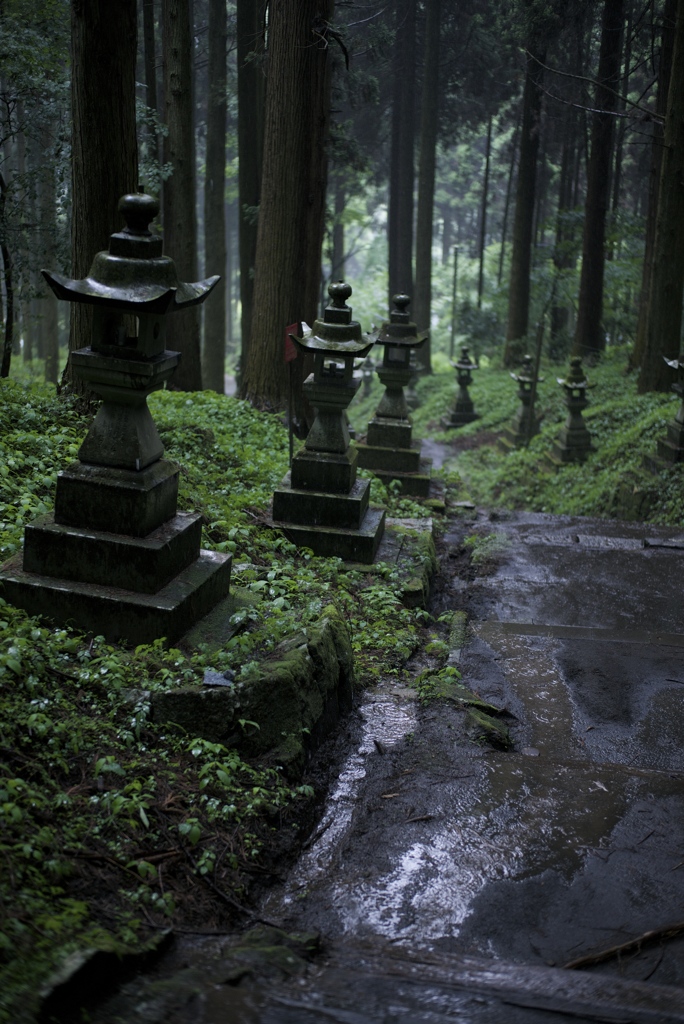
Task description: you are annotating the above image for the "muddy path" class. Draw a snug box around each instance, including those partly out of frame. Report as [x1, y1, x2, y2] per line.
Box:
[88, 509, 684, 1023]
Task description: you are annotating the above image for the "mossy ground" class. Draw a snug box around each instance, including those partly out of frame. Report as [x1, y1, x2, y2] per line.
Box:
[0, 380, 437, 1022]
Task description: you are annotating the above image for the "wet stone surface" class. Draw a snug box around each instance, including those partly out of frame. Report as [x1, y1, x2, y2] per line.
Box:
[91, 510, 684, 1022]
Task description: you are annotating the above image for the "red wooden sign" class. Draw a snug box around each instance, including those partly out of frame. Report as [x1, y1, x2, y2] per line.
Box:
[284, 323, 299, 363]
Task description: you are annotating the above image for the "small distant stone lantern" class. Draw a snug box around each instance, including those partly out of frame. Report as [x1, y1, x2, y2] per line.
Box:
[443, 344, 479, 428]
[501, 354, 544, 450]
[549, 356, 596, 464]
[0, 193, 232, 644]
[651, 356, 684, 465]
[356, 294, 432, 496]
[361, 353, 375, 398]
[271, 282, 385, 562]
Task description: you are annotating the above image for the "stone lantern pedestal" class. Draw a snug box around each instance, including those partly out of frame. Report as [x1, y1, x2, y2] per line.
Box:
[547, 357, 596, 465]
[499, 355, 544, 451]
[443, 345, 479, 428]
[271, 283, 385, 563]
[355, 295, 432, 497]
[0, 194, 231, 645]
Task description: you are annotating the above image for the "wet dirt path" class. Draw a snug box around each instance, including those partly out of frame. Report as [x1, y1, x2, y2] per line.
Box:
[94, 511, 684, 1023]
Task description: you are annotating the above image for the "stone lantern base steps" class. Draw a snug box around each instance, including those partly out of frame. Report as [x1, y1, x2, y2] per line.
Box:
[0, 459, 232, 646]
[271, 448, 385, 564]
[354, 415, 433, 498]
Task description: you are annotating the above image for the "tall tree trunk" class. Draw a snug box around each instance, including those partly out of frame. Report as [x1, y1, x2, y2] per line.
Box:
[203, 0, 227, 393]
[67, 0, 138, 391]
[143, 0, 159, 163]
[497, 121, 518, 288]
[331, 178, 345, 280]
[388, 0, 416, 304]
[572, 0, 625, 360]
[503, 46, 545, 366]
[40, 129, 59, 384]
[477, 115, 492, 311]
[242, 0, 333, 411]
[637, 0, 684, 392]
[413, 0, 440, 371]
[0, 171, 14, 378]
[550, 124, 577, 355]
[630, 0, 676, 371]
[237, 0, 265, 373]
[162, 0, 202, 391]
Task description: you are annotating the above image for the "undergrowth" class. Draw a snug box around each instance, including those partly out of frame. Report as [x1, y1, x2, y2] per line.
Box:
[0, 380, 433, 1021]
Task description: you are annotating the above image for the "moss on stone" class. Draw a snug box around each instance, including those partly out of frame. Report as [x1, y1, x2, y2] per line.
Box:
[464, 708, 512, 749]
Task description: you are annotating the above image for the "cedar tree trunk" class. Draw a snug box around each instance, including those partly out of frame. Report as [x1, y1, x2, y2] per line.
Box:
[388, 0, 416, 304]
[242, 0, 333, 411]
[503, 46, 545, 366]
[413, 0, 441, 371]
[572, 0, 625, 360]
[237, 0, 265, 371]
[637, 0, 684, 392]
[630, 0, 676, 371]
[203, 0, 227, 392]
[67, 0, 138, 390]
[162, 0, 202, 391]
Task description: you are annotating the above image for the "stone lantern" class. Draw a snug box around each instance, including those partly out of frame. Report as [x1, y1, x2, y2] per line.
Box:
[271, 281, 385, 562]
[0, 193, 232, 645]
[501, 354, 544, 450]
[549, 356, 596, 464]
[443, 344, 479, 428]
[356, 294, 432, 496]
[650, 356, 684, 466]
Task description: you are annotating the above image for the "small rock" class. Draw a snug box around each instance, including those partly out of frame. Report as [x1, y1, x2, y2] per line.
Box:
[522, 746, 540, 757]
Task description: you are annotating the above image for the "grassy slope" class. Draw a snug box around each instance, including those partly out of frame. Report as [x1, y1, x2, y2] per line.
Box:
[0, 381, 431, 1022]
[349, 347, 684, 526]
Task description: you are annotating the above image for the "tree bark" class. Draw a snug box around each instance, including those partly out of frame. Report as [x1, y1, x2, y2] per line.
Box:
[630, 0, 676, 371]
[413, 0, 441, 372]
[503, 46, 545, 366]
[572, 0, 625, 360]
[477, 115, 492, 311]
[242, 0, 333, 411]
[162, 0, 202, 391]
[67, 0, 138, 389]
[203, 0, 227, 393]
[237, 0, 265, 372]
[39, 129, 59, 384]
[388, 0, 416, 304]
[331, 178, 346, 281]
[0, 171, 14, 378]
[143, 0, 159, 163]
[637, 0, 684, 392]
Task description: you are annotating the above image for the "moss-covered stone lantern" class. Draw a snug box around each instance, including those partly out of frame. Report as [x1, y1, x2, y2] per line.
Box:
[443, 344, 479, 428]
[650, 356, 684, 465]
[500, 354, 544, 450]
[0, 193, 232, 645]
[548, 356, 596, 465]
[271, 281, 385, 562]
[355, 294, 432, 496]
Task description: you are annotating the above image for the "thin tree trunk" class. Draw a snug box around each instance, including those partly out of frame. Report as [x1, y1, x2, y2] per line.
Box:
[413, 0, 441, 372]
[243, 0, 333, 412]
[143, 0, 159, 163]
[637, 0, 684, 392]
[572, 0, 625, 360]
[477, 115, 492, 311]
[497, 121, 518, 288]
[630, 0, 676, 371]
[162, 0, 202, 391]
[388, 0, 416, 304]
[237, 0, 265, 372]
[203, 0, 227, 393]
[67, 0, 138, 391]
[40, 129, 59, 384]
[503, 46, 545, 365]
[0, 171, 14, 378]
[331, 179, 345, 280]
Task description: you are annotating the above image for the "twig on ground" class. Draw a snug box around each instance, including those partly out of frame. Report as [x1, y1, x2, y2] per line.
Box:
[563, 921, 684, 970]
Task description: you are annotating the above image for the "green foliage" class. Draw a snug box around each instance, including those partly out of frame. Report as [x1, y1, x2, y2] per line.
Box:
[0, 381, 435, 1016]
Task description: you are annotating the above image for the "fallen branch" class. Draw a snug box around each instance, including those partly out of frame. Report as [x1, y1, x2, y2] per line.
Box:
[563, 920, 684, 970]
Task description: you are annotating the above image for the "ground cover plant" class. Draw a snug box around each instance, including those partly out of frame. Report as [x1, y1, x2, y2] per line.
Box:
[0, 380, 434, 1023]
[350, 345, 684, 527]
